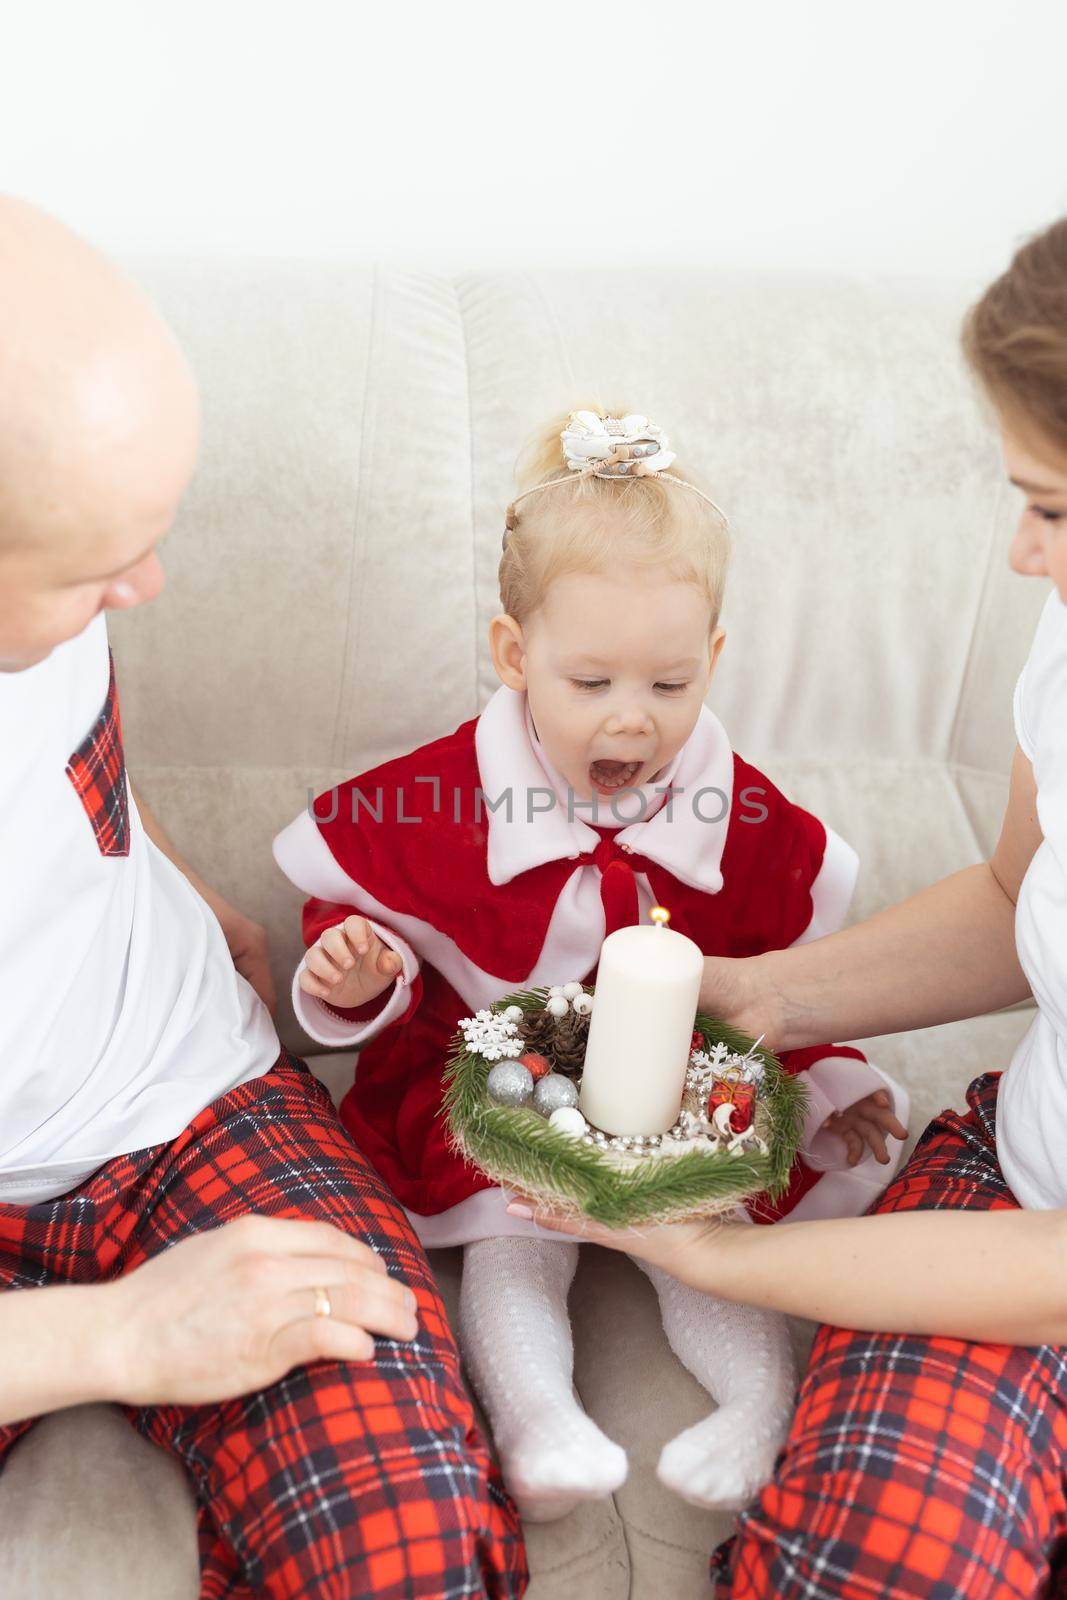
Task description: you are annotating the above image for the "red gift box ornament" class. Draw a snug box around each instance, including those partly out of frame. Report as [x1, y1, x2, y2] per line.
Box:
[707, 1071, 756, 1133]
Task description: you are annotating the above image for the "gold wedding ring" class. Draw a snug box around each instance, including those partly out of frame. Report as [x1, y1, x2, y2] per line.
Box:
[313, 1285, 333, 1319]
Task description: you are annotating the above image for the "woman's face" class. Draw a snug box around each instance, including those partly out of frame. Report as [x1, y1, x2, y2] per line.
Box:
[1001, 424, 1067, 602]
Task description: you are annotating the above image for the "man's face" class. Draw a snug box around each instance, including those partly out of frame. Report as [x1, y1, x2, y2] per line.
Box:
[0, 380, 200, 673]
[0, 525, 168, 672]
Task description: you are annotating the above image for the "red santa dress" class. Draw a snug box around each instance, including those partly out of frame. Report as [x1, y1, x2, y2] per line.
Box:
[273, 687, 909, 1247]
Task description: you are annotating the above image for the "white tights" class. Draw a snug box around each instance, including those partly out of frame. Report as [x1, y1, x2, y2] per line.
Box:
[459, 1233, 796, 1523]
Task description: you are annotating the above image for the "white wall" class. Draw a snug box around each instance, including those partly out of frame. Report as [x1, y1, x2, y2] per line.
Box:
[3, 0, 1066, 282]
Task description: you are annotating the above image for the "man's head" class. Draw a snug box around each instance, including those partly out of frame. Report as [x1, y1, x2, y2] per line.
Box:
[0, 197, 201, 671]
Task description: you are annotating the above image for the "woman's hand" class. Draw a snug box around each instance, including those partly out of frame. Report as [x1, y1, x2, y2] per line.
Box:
[94, 1214, 420, 1407]
[698, 952, 785, 1045]
[505, 1196, 748, 1287]
[299, 915, 403, 1010]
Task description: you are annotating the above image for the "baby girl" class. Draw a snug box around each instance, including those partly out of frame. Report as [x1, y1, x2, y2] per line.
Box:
[274, 406, 909, 1521]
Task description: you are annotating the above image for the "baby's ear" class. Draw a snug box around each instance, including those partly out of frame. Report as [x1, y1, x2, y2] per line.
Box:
[706, 625, 727, 685]
[488, 613, 527, 690]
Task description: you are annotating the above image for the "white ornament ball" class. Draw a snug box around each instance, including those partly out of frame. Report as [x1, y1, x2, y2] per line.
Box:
[549, 1106, 588, 1138]
[533, 1074, 580, 1116]
[546, 995, 569, 1018]
[561, 981, 583, 1000]
[502, 1005, 524, 1024]
[547, 985, 565, 998]
[572, 993, 593, 1016]
[486, 1061, 534, 1107]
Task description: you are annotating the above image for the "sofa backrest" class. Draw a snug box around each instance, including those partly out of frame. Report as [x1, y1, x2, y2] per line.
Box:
[111, 263, 1046, 1053]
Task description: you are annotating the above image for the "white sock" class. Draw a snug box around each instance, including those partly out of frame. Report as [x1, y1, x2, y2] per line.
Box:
[460, 1237, 628, 1522]
[636, 1251, 797, 1512]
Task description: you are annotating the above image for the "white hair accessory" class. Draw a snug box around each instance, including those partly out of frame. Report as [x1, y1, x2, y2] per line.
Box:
[503, 409, 728, 544]
[561, 410, 677, 476]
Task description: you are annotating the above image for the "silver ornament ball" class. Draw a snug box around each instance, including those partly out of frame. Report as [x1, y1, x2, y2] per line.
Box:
[486, 1061, 534, 1107]
[533, 1073, 579, 1116]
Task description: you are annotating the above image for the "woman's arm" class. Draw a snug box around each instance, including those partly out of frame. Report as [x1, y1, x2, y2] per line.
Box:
[505, 752, 1053, 1342]
[508, 1201, 1067, 1345]
[702, 744, 1040, 1050]
[699, 1205, 1067, 1344]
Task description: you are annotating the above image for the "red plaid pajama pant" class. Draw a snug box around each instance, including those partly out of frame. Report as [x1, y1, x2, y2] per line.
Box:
[713, 1071, 1067, 1599]
[0, 1052, 528, 1599]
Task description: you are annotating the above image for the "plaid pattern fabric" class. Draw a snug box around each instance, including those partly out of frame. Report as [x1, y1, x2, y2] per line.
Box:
[65, 647, 130, 856]
[713, 1071, 1067, 1600]
[0, 1052, 527, 1599]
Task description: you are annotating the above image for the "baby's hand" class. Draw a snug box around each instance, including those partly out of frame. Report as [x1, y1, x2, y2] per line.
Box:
[823, 1089, 908, 1166]
[298, 915, 403, 1011]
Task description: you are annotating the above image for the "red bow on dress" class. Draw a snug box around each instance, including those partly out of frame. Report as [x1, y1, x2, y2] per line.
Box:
[576, 833, 656, 940]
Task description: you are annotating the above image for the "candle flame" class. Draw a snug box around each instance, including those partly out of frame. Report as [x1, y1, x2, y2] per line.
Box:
[649, 905, 671, 927]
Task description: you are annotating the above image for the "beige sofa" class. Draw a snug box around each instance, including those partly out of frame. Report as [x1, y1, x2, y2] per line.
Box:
[0, 261, 1045, 1599]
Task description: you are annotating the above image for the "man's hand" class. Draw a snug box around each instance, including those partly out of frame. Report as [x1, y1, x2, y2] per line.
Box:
[97, 1215, 420, 1406]
[822, 1089, 908, 1165]
[299, 915, 403, 1010]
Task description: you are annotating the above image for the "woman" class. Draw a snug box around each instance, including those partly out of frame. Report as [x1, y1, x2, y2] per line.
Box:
[509, 218, 1067, 1597]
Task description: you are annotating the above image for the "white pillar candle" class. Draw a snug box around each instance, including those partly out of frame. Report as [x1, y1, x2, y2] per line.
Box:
[579, 906, 704, 1136]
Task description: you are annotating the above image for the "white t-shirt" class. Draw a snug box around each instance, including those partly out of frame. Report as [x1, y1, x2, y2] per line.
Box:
[0, 613, 278, 1204]
[997, 588, 1067, 1210]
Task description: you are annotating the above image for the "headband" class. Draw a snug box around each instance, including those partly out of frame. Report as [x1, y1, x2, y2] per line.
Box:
[503, 410, 729, 546]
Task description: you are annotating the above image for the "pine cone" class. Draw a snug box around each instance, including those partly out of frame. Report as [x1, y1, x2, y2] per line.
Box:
[551, 1010, 590, 1077]
[517, 1010, 557, 1056]
[518, 1006, 590, 1077]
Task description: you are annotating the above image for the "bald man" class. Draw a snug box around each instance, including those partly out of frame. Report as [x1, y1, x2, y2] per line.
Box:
[0, 199, 526, 1599]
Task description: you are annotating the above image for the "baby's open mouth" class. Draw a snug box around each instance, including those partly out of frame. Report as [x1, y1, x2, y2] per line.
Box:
[588, 758, 644, 794]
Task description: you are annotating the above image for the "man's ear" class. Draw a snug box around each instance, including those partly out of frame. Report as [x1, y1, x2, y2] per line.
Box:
[488, 613, 527, 690]
[705, 626, 726, 687]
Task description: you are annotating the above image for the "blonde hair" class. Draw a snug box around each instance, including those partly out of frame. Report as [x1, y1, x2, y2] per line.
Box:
[962, 218, 1067, 464]
[498, 404, 731, 629]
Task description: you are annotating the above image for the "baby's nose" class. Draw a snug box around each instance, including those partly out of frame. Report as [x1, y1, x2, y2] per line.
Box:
[606, 704, 653, 735]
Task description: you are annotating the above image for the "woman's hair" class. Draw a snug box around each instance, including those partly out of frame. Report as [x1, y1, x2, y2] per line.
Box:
[962, 218, 1067, 463]
[498, 404, 731, 629]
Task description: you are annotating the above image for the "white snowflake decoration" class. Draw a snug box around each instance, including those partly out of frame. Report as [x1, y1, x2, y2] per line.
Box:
[688, 1039, 766, 1089]
[458, 1009, 522, 1062]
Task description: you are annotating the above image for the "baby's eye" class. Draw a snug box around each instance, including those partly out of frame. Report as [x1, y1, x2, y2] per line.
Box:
[655, 681, 691, 694]
[1031, 505, 1065, 523]
[570, 678, 608, 691]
